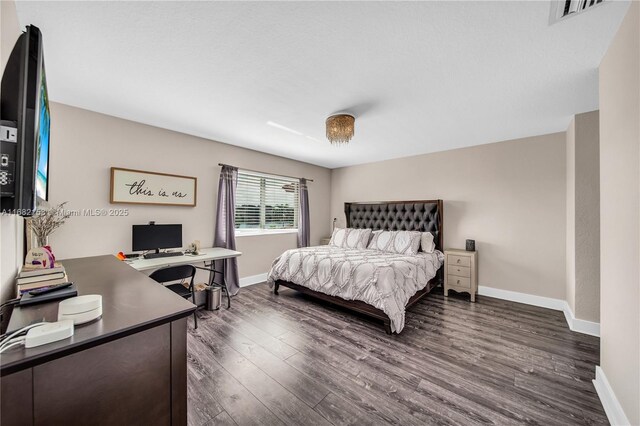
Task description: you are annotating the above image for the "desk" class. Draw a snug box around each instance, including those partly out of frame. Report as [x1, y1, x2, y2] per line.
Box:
[1, 255, 195, 425]
[126, 247, 242, 308]
[127, 247, 241, 271]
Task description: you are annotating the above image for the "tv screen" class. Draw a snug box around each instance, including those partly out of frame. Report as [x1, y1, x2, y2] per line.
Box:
[35, 64, 50, 201]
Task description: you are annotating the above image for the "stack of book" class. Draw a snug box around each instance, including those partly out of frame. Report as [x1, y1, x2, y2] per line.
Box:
[17, 264, 68, 295]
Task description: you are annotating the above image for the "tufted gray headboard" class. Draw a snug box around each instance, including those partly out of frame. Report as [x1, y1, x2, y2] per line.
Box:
[344, 200, 444, 251]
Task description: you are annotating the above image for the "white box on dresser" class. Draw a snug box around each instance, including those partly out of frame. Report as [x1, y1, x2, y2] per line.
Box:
[444, 248, 478, 302]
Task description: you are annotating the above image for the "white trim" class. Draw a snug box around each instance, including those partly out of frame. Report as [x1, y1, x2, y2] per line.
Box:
[593, 366, 631, 426]
[561, 301, 600, 337]
[478, 286, 600, 337]
[478, 286, 566, 310]
[235, 229, 298, 237]
[239, 273, 268, 287]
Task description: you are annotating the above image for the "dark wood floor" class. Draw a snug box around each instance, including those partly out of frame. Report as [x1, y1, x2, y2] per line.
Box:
[186, 284, 607, 426]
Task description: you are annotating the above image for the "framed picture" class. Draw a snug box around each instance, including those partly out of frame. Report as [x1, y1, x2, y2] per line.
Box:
[110, 167, 197, 207]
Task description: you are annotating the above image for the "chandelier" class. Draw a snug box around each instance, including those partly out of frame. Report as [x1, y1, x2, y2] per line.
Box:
[326, 114, 355, 145]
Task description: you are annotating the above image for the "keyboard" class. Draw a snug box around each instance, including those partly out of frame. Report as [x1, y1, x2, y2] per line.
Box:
[143, 251, 184, 260]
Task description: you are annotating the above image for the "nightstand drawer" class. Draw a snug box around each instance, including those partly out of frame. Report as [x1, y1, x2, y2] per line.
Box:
[447, 265, 471, 278]
[447, 275, 471, 289]
[448, 255, 471, 267]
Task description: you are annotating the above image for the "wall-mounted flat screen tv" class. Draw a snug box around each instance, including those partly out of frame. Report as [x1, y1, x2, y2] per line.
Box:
[1, 25, 50, 216]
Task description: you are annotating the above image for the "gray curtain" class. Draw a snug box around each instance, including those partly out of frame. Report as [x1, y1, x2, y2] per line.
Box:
[213, 165, 240, 295]
[297, 178, 310, 248]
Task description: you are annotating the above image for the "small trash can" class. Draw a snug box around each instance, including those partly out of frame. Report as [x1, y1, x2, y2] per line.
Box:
[206, 286, 221, 311]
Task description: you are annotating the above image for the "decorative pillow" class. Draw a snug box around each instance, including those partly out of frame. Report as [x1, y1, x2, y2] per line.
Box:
[329, 228, 372, 250]
[367, 230, 422, 255]
[421, 232, 436, 253]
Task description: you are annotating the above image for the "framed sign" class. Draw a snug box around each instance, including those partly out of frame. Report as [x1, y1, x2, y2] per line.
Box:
[110, 167, 197, 207]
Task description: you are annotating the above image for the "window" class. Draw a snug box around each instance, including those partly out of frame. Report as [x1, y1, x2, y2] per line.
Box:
[235, 170, 299, 234]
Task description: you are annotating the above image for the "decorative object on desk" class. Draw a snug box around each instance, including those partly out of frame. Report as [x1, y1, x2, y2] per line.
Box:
[465, 239, 475, 251]
[110, 167, 197, 207]
[26, 201, 72, 249]
[24, 246, 56, 269]
[186, 240, 201, 255]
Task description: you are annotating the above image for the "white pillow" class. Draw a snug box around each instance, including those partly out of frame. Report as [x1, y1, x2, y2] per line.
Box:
[329, 228, 372, 250]
[367, 230, 422, 255]
[421, 232, 436, 253]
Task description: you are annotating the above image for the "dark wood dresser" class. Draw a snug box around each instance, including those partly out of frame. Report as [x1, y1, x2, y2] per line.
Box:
[0, 255, 196, 426]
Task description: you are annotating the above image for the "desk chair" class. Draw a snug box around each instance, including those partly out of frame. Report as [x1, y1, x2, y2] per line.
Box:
[149, 265, 198, 329]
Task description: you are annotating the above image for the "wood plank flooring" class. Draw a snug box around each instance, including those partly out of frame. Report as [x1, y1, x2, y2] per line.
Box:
[186, 284, 607, 426]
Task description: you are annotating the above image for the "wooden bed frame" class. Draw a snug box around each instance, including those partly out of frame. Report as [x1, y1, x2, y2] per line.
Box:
[274, 199, 444, 334]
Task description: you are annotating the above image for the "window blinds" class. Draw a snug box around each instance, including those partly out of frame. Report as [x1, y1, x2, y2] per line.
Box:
[235, 170, 299, 230]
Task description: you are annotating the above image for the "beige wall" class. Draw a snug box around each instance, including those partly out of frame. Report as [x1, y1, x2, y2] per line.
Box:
[0, 0, 25, 304]
[47, 103, 332, 284]
[599, 1, 640, 424]
[331, 132, 567, 300]
[566, 118, 576, 314]
[566, 111, 600, 322]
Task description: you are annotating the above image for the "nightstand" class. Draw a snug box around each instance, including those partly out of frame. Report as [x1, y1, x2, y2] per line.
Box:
[444, 249, 478, 302]
[320, 237, 331, 245]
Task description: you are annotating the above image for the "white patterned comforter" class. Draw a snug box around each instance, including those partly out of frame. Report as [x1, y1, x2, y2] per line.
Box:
[267, 246, 444, 333]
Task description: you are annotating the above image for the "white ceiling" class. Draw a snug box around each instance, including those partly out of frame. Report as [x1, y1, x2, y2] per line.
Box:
[16, 1, 630, 169]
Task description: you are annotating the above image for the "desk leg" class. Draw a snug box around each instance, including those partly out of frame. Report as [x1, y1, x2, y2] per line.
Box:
[206, 262, 216, 288]
[222, 275, 231, 309]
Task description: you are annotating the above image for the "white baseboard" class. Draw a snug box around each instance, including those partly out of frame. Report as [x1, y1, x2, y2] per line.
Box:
[239, 273, 268, 288]
[593, 366, 631, 426]
[478, 286, 566, 310]
[561, 301, 600, 337]
[478, 286, 600, 337]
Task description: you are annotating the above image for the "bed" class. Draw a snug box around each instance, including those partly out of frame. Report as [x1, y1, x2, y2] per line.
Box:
[267, 200, 444, 334]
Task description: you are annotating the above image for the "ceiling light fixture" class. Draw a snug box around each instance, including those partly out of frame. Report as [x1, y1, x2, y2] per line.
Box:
[326, 114, 355, 145]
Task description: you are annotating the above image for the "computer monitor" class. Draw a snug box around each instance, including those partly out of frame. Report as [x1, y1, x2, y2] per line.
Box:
[132, 224, 182, 253]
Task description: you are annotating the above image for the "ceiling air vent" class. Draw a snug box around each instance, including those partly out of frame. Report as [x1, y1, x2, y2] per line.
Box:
[549, 0, 606, 24]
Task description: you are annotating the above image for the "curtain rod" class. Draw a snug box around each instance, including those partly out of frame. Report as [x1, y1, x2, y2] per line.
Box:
[218, 163, 314, 182]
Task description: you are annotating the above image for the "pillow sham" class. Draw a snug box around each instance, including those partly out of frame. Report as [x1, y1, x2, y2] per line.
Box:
[367, 230, 422, 255]
[329, 228, 373, 250]
[421, 232, 436, 253]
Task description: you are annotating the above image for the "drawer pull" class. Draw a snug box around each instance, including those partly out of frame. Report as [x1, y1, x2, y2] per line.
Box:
[447, 274, 471, 289]
[449, 255, 471, 267]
